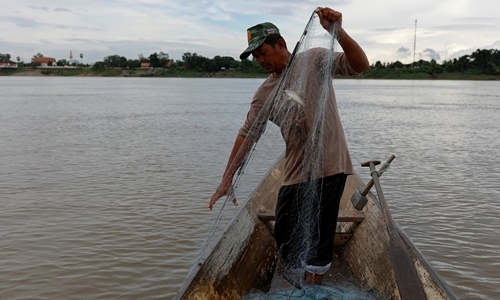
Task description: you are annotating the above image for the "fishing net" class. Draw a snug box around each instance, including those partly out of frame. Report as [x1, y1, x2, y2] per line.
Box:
[188, 10, 359, 298]
[245, 284, 377, 300]
[240, 11, 343, 285]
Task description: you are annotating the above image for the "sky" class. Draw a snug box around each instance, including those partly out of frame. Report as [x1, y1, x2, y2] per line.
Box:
[1, 0, 499, 65]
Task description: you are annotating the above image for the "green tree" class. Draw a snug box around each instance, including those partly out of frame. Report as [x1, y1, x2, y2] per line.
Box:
[149, 52, 159, 68]
[240, 59, 253, 71]
[0, 53, 11, 62]
[182, 52, 209, 70]
[57, 59, 68, 66]
[32, 53, 44, 61]
[175, 60, 184, 67]
[412, 59, 430, 69]
[126, 59, 141, 68]
[455, 55, 470, 73]
[212, 55, 239, 70]
[441, 59, 456, 73]
[470, 49, 499, 74]
[182, 52, 192, 65]
[148, 52, 171, 68]
[103, 55, 127, 67]
[387, 60, 404, 70]
[240, 58, 265, 73]
[92, 61, 107, 70]
[428, 59, 443, 75]
[158, 51, 171, 67]
[202, 59, 217, 72]
[374, 61, 385, 69]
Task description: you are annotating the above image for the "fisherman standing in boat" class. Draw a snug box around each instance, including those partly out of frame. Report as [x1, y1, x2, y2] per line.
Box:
[209, 7, 369, 284]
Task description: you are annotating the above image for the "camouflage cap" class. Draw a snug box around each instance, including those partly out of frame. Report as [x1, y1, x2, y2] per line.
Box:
[239, 22, 281, 60]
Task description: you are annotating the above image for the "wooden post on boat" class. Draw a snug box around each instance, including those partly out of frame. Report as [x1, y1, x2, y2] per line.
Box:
[351, 154, 396, 210]
[363, 159, 427, 300]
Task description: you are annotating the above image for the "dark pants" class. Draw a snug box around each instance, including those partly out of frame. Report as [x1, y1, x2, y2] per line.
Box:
[274, 173, 347, 269]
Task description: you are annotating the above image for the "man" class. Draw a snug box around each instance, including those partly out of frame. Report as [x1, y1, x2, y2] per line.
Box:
[208, 7, 369, 284]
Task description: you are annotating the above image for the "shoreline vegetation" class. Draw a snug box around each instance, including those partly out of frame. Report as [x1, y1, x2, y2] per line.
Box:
[1, 48, 499, 80]
[1, 67, 498, 80]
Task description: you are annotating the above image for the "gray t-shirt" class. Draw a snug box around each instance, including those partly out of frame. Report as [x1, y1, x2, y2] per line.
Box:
[238, 48, 356, 185]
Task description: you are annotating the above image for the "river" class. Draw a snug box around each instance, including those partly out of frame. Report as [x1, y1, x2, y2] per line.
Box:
[0, 77, 498, 299]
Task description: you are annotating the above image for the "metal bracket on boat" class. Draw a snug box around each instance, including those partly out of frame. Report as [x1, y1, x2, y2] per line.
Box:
[351, 155, 396, 210]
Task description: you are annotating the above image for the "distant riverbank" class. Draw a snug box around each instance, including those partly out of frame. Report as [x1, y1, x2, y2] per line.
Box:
[1, 67, 499, 80]
[0, 67, 269, 78]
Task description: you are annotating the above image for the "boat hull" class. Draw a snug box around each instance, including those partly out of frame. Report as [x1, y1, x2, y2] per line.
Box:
[175, 158, 457, 299]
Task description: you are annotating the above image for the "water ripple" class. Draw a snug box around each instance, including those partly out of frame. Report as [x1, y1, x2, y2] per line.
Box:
[0, 77, 498, 300]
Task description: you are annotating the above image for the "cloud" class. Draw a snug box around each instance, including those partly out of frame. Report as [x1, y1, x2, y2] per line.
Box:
[431, 23, 497, 31]
[396, 47, 411, 59]
[3, 16, 40, 28]
[27, 5, 50, 11]
[374, 27, 405, 32]
[1, 0, 499, 64]
[54, 8, 73, 13]
[2, 16, 99, 31]
[447, 40, 500, 60]
[421, 48, 440, 61]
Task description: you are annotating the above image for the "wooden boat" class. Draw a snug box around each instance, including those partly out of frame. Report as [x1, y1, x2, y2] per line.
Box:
[174, 156, 458, 299]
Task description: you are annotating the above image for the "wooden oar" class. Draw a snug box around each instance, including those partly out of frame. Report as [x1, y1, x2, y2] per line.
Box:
[363, 159, 427, 300]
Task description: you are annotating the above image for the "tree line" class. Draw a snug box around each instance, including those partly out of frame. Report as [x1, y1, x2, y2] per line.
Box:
[0, 50, 265, 74]
[91, 52, 266, 74]
[0, 53, 85, 67]
[368, 48, 500, 76]
[90, 48, 500, 75]
[1, 48, 499, 75]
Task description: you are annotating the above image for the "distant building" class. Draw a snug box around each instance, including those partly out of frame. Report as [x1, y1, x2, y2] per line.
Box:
[69, 51, 73, 64]
[0, 61, 18, 68]
[33, 57, 56, 67]
[141, 62, 151, 68]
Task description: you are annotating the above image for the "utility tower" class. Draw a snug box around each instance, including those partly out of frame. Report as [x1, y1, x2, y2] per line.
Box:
[413, 19, 417, 63]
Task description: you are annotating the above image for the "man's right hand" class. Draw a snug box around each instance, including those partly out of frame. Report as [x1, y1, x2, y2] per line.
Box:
[315, 7, 342, 32]
[208, 135, 249, 210]
[208, 180, 238, 210]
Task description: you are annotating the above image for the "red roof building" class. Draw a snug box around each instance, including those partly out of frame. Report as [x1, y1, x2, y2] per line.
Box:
[0, 61, 18, 68]
[33, 57, 56, 66]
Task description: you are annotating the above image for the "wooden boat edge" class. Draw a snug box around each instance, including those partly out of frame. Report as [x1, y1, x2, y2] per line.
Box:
[341, 172, 458, 300]
[174, 157, 284, 300]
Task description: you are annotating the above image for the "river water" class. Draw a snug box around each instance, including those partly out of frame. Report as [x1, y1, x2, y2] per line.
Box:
[0, 77, 498, 300]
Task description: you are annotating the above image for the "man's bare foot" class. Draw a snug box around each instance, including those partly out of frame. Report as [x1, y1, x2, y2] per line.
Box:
[304, 270, 323, 285]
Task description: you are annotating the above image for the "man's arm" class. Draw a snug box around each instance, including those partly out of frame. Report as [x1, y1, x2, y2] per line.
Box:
[316, 7, 369, 73]
[336, 28, 370, 73]
[208, 134, 254, 210]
